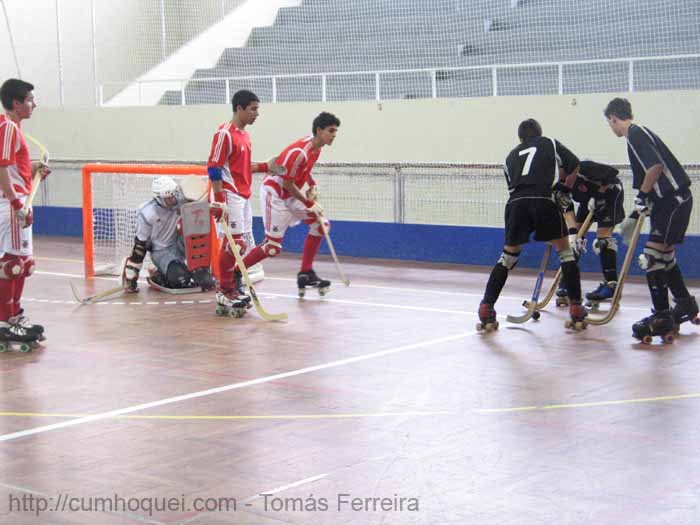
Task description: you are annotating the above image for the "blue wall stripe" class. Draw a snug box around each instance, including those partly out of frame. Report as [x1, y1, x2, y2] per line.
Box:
[33, 206, 700, 278]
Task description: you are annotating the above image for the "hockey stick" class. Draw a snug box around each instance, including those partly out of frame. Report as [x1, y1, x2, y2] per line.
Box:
[587, 214, 645, 326]
[506, 243, 552, 324]
[146, 277, 203, 295]
[317, 213, 350, 287]
[22, 133, 49, 210]
[70, 282, 124, 305]
[528, 209, 595, 311]
[219, 218, 287, 322]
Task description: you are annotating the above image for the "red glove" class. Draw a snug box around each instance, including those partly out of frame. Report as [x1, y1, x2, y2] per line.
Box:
[11, 199, 32, 228]
[210, 191, 226, 220]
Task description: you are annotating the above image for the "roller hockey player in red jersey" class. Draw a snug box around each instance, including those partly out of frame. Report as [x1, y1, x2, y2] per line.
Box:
[235, 112, 340, 297]
[0, 79, 50, 349]
[605, 98, 697, 343]
[206, 89, 286, 317]
[478, 118, 586, 331]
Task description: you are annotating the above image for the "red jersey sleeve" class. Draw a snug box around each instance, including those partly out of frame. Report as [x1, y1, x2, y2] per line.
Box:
[0, 120, 18, 167]
[207, 128, 232, 168]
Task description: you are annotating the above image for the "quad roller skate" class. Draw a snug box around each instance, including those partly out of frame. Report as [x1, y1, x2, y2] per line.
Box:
[585, 281, 616, 310]
[476, 301, 499, 332]
[8, 309, 46, 341]
[564, 301, 588, 331]
[632, 310, 675, 344]
[671, 296, 700, 334]
[297, 269, 331, 298]
[0, 323, 41, 353]
[555, 281, 569, 307]
[215, 289, 250, 318]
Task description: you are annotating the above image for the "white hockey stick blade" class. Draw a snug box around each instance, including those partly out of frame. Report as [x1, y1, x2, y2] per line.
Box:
[70, 282, 125, 305]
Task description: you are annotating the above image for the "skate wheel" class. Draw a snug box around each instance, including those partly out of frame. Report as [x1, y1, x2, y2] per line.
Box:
[319, 287, 329, 296]
[691, 316, 700, 326]
[0, 342, 8, 353]
[215, 306, 228, 317]
[522, 300, 529, 308]
[298, 288, 306, 298]
[663, 333, 674, 344]
[476, 322, 484, 332]
[642, 335, 653, 344]
[556, 297, 569, 307]
[19, 343, 32, 353]
[586, 301, 600, 311]
[532, 311, 541, 321]
[574, 321, 587, 331]
[564, 320, 572, 329]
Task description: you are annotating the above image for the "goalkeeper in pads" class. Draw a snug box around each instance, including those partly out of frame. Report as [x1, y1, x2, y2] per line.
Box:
[123, 176, 216, 294]
[235, 111, 340, 297]
[556, 160, 625, 305]
[478, 118, 585, 329]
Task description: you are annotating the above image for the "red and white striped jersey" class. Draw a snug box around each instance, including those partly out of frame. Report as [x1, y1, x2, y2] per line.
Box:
[263, 136, 321, 199]
[207, 122, 252, 198]
[0, 115, 31, 196]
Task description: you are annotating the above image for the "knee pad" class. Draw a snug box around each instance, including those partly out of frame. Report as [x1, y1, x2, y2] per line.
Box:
[497, 249, 520, 270]
[21, 256, 35, 278]
[166, 260, 191, 288]
[558, 246, 576, 264]
[661, 250, 677, 270]
[638, 247, 666, 272]
[592, 237, 617, 255]
[225, 236, 247, 256]
[308, 219, 330, 237]
[262, 237, 283, 257]
[0, 254, 24, 280]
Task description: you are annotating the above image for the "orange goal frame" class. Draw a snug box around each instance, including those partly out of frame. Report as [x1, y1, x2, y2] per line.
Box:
[81, 163, 220, 278]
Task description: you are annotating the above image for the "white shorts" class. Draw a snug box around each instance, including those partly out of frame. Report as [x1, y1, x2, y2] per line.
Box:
[260, 185, 311, 239]
[0, 196, 33, 257]
[220, 191, 252, 236]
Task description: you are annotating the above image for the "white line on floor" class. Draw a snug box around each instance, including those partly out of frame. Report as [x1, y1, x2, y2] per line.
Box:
[0, 331, 475, 443]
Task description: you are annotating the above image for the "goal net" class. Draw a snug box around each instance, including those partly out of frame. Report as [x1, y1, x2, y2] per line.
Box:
[81, 163, 264, 281]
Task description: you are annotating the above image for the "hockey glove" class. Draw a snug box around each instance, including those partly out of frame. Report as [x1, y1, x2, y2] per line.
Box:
[552, 182, 572, 211]
[634, 190, 652, 216]
[122, 259, 142, 293]
[306, 185, 320, 202]
[210, 191, 226, 220]
[617, 211, 639, 246]
[305, 200, 324, 217]
[31, 161, 51, 179]
[11, 199, 32, 228]
[568, 232, 587, 259]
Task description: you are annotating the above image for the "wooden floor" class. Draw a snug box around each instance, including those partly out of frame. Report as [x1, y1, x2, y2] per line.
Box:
[1, 237, 699, 524]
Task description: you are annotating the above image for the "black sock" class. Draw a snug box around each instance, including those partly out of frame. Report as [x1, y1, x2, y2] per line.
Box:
[561, 260, 581, 302]
[646, 269, 670, 311]
[483, 264, 509, 304]
[600, 247, 618, 282]
[666, 264, 690, 300]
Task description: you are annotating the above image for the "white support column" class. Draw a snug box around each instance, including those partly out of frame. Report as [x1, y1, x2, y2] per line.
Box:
[225, 78, 230, 104]
[558, 64, 564, 95]
[321, 75, 327, 102]
[628, 61, 634, 92]
[492, 67, 498, 96]
[272, 77, 277, 103]
[431, 70, 437, 98]
[160, 0, 167, 60]
[375, 73, 381, 101]
[91, 0, 99, 106]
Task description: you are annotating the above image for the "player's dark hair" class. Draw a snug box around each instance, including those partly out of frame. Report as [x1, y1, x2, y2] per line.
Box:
[312, 112, 340, 135]
[517, 118, 542, 141]
[231, 90, 259, 112]
[0, 78, 34, 111]
[604, 98, 633, 120]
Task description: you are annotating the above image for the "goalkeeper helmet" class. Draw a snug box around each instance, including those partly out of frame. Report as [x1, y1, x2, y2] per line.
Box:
[152, 176, 180, 208]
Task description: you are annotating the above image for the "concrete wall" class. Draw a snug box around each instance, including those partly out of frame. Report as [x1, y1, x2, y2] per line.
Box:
[23, 90, 700, 164]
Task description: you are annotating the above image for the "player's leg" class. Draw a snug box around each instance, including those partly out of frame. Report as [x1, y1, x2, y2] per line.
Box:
[538, 199, 585, 326]
[587, 186, 624, 302]
[217, 192, 250, 308]
[239, 188, 289, 272]
[479, 199, 526, 328]
[297, 216, 332, 297]
[0, 200, 40, 344]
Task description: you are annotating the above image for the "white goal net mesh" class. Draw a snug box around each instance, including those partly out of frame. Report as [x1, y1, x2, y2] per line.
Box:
[86, 167, 263, 279]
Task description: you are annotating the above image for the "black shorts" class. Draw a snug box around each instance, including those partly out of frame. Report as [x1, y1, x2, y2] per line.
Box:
[504, 196, 567, 246]
[575, 184, 625, 228]
[649, 189, 693, 245]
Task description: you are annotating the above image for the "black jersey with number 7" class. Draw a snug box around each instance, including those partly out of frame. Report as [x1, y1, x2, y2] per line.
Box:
[503, 136, 579, 198]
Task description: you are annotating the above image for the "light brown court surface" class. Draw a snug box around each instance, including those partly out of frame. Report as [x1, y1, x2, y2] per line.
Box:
[1, 237, 699, 525]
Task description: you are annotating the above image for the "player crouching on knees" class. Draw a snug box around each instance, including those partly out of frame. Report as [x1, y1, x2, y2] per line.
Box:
[557, 160, 625, 306]
[478, 118, 586, 330]
[122, 176, 216, 294]
[237, 111, 341, 297]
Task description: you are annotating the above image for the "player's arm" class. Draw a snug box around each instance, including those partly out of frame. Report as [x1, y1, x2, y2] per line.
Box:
[628, 127, 663, 213]
[251, 156, 286, 175]
[123, 214, 152, 292]
[207, 129, 232, 218]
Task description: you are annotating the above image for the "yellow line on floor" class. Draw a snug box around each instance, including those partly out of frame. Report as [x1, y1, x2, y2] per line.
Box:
[477, 392, 700, 413]
[0, 410, 449, 421]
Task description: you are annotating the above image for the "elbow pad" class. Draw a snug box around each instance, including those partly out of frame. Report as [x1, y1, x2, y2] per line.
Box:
[207, 166, 223, 182]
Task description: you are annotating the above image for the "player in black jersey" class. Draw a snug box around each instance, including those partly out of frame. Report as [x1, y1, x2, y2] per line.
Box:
[478, 119, 586, 329]
[605, 98, 697, 341]
[557, 160, 625, 304]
